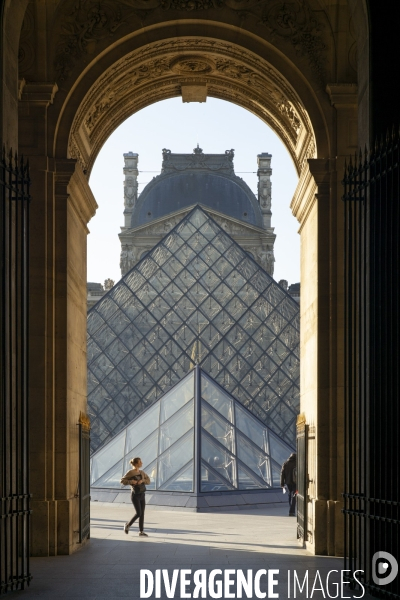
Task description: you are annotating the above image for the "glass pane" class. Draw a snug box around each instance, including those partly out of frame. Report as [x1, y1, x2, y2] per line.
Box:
[201, 374, 233, 422]
[92, 459, 124, 488]
[160, 461, 193, 492]
[144, 458, 158, 490]
[157, 432, 194, 488]
[125, 402, 160, 454]
[269, 431, 294, 467]
[238, 465, 267, 490]
[235, 404, 265, 449]
[160, 372, 194, 423]
[91, 430, 126, 484]
[201, 403, 234, 452]
[236, 432, 271, 484]
[272, 464, 281, 487]
[124, 430, 159, 474]
[201, 462, 233, 492]
[201, 432, 236, 486]
[159, 400, 194, 454]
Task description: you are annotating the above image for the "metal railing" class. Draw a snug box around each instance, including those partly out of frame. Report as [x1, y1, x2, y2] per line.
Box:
[0, 150, 31, 594]
[343, 131, 400, 598]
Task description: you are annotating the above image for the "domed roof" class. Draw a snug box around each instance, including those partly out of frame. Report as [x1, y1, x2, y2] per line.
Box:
[131, 170, 263, 228]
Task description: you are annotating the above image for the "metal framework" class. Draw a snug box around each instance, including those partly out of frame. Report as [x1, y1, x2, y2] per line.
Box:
[90, 366, 294, 493]
[0, 150, 31, 594]
[343, 132, 400, 598]
[87, 207, 300, 454]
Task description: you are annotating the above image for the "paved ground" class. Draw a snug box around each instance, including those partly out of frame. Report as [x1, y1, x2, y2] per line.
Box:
[9, 502, 372, 599]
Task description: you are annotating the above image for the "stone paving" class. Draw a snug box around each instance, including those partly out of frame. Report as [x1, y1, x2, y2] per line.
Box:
[9, 502, 372, 599]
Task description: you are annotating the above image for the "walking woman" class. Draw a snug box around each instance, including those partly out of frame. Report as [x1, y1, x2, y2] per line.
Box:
[121, 457, 151, 537]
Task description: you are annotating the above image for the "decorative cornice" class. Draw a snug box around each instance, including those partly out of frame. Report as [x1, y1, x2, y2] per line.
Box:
[291, 158, 330, 233]
[20, 82, 59, 106]
[326, 83, 358, 108]
[54, 160, 98, 230]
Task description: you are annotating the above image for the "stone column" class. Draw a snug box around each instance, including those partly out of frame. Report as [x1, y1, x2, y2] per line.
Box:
[257, 153, 275, 276]
[291, 84, 357, 556]
[19, 84, 97, 555]
[122, 152, 138, 228]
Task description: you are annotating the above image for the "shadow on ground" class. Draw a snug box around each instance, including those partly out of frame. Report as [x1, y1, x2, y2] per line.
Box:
[7, 503, 371, 599]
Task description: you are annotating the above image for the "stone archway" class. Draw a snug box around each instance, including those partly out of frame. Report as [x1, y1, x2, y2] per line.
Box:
[9, 0, 364, 556]
[67, 36, 317, 176]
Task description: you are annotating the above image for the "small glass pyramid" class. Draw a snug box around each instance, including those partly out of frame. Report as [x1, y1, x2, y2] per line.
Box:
[88, 206, 300, 453]
[90, 367, 294, 492]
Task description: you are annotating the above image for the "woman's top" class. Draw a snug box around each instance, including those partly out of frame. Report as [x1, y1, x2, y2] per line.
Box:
[120, 468, 150, 494]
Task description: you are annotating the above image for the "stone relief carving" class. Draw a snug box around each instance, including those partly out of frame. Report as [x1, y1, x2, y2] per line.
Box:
[256, 248, 275, 274]
[69, 38, 315, 173]
[54, 0, 328, 83]
[85, 59, 170, 131]
[82, 53, 302, 139]
[104, 278, 115, 290]
[259, 0, 326, 82]
[260, 185, 271, 210]
[120, 244, 140, 272]
[170, 56, 215, 74]
[54, 0, 124, 81]
[124, 177, 137, 207]
[301, 138, 316, 168]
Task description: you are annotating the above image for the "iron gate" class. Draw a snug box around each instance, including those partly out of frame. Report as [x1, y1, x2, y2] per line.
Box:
[0, 151, 31, 594]
[78, 415, 90, 543]
[343, 132, 400, 598]
[297, 415, 308, 545]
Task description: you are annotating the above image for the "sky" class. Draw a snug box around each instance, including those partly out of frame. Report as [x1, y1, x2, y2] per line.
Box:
[88, 97, 300, 287]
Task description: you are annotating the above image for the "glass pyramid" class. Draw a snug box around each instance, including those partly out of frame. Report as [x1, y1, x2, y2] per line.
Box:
[87, 206, 300, 453]
[90, 367, 294, 492]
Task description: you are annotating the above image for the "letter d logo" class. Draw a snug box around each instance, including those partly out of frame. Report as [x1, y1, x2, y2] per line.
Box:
[372, 552, 398, 586]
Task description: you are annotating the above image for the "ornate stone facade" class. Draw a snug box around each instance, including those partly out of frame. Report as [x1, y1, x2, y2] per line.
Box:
[119, 147, 276, 277]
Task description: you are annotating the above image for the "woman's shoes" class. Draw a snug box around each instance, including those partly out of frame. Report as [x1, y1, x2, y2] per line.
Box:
[139, 531, 148, 537]
[124, 523, 129, 534]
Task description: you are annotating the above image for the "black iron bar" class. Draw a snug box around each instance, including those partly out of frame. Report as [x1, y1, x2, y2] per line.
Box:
[0, 150, 31, 594]
[343, 132, 400, 598]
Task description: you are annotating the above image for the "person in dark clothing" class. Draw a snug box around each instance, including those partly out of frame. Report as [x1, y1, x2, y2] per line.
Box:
[121, 457, 151, 536]
[280, 452, 297, 516]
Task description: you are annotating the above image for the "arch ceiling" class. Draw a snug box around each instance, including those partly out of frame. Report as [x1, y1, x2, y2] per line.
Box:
[16, 0, 362, 174]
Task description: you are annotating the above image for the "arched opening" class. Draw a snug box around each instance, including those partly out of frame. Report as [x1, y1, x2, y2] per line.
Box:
[11, 3, 362, 559]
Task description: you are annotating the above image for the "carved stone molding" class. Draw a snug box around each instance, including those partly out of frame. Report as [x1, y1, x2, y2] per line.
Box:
[290, 158, 330, 232]
[170, 55, 215, 74]
[69, 38, 315, 174]
[53, 0, 329, 82]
